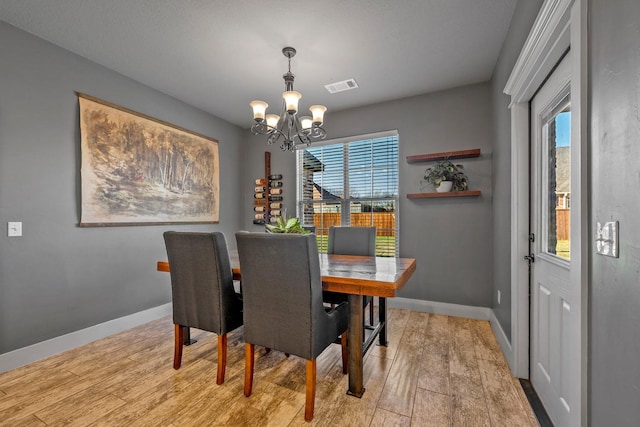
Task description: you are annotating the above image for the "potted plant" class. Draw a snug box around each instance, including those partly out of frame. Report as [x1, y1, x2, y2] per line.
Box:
[265, 213, 310, 234]
[422, 160, 469, 192]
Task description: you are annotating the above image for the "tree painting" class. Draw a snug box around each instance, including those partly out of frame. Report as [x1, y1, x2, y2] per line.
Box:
[79, 94, 219, 225]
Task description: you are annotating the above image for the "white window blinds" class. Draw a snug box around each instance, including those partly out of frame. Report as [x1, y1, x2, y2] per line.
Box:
[296, 131, 399, 256]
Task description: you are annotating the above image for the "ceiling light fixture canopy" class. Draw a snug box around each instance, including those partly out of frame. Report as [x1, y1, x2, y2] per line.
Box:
[250, 47, 327, 151]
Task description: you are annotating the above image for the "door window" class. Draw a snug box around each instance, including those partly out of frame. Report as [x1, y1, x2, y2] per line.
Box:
[542, 98, 570, 259]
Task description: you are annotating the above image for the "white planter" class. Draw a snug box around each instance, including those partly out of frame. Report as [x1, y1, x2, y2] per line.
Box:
[436, 181, 453, 192]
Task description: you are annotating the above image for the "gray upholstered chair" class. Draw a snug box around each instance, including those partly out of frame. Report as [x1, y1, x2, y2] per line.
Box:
[327, 226, 376, 256]
[236, 232, 348, 422]
[163, 231, 243, 385]
[323, 226, 377, 324]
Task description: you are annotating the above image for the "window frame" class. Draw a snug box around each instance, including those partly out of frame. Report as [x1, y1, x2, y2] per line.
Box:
[295, 130, 399, 256]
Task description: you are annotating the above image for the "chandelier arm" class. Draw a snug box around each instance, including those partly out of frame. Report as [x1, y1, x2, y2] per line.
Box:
[268, 120, 288, 144]
[309, 126, 327, 140]
[267, 110, 292, 146]
[253, 117, 289, 147]
[280, 111, 291, 135]
[250, 121, 269, 135]
[291, 115, 309, 145]
[268, 125, 284, 144]
[297, 132, 311, 146]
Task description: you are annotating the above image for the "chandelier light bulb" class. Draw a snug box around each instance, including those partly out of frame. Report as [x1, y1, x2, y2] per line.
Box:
[250, 100, 268, 122]
[309, 105, 327, 125]
[299, 116, 313, 130]
[266, 114, 280, 130]
[283, 91, 302, 113]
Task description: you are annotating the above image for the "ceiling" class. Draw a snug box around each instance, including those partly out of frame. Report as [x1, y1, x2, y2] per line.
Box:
[0, 0, 518, 128]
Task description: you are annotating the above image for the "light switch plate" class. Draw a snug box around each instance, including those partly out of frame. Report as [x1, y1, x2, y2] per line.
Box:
[8, 222, 22, 237]
[596, 221, 618, 257]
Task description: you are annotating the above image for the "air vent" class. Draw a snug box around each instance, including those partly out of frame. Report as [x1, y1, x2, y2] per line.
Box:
[324, 79, 358, 94]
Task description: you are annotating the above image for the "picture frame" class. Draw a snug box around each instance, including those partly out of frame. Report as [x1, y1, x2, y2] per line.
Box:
[78, 93, 219, 226]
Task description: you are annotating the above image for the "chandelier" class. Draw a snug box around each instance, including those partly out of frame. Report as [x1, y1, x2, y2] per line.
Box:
[250, 47, 327, 151]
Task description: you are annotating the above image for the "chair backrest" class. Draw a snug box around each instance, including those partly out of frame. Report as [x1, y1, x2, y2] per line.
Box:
[236, 232, 338, 359]
[163, 231, 242, 334]
[328, 226, 376, 256]
[303, 225, 317, 234]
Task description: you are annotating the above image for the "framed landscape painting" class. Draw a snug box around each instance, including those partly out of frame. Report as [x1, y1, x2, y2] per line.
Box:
[79, 93, 219, 226]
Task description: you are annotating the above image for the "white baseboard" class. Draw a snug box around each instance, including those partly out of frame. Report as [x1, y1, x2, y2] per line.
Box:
[388, 297, 491, 320]
[0, 303, 172, 374]
[489, 309, 515, 373]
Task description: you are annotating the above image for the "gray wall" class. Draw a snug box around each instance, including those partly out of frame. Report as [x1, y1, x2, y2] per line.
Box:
[243, 84, 494, 307]
[5, 4, 640, 422]
[489, 0, 544, 340]
[0, 21, 244, 354]
[589, 0, 640, 424]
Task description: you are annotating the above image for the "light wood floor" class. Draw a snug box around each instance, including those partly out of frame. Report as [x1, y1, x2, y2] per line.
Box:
[0, 308, 538, 426]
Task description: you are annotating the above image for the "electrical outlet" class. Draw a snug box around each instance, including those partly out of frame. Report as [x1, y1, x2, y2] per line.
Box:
[8, 222, 22, 237]
[497, 290, 501, 305]
[596, 221, 619, 257]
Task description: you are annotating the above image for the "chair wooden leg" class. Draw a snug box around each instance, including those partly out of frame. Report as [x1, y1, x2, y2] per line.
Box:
[216, 334, 227, 385]
[173, 324, 184, 370]
[305, 359, 317, 422]
[244, 343, 255, 397]
[341, 332, 348, 374]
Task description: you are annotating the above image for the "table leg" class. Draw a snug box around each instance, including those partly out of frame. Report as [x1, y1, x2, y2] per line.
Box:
[378, 297, 388, 346]
[347, 294, 365, 398]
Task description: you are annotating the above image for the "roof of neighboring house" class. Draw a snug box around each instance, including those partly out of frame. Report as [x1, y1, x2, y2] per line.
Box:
[303, 151, 323, 172]
[313, 183, 341, 200]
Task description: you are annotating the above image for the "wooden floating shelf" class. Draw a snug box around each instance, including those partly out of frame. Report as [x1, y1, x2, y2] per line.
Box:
[406, 148, 480, 164]
[406, 190, 482, 199]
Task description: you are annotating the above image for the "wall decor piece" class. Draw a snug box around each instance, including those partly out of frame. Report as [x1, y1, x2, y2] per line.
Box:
[251, 152, 284, 225]
[78, 93, 219, 226]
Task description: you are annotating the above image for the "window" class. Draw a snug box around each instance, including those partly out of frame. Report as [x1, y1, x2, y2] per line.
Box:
[543, 101, 570, 259]
[296, 130, 399, 256]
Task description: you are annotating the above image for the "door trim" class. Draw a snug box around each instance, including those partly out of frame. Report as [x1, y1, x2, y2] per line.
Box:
[503, 0, 587, 426]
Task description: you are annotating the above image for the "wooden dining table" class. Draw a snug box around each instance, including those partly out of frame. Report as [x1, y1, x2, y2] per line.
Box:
[157, 252, 416, 398]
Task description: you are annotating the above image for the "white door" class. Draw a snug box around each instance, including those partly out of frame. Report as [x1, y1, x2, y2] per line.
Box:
[529, 53, 576, 426]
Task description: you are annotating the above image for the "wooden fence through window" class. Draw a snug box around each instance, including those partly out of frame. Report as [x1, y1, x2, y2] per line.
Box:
[556, 208, 570, 240]
[311, 212, 395, 236]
